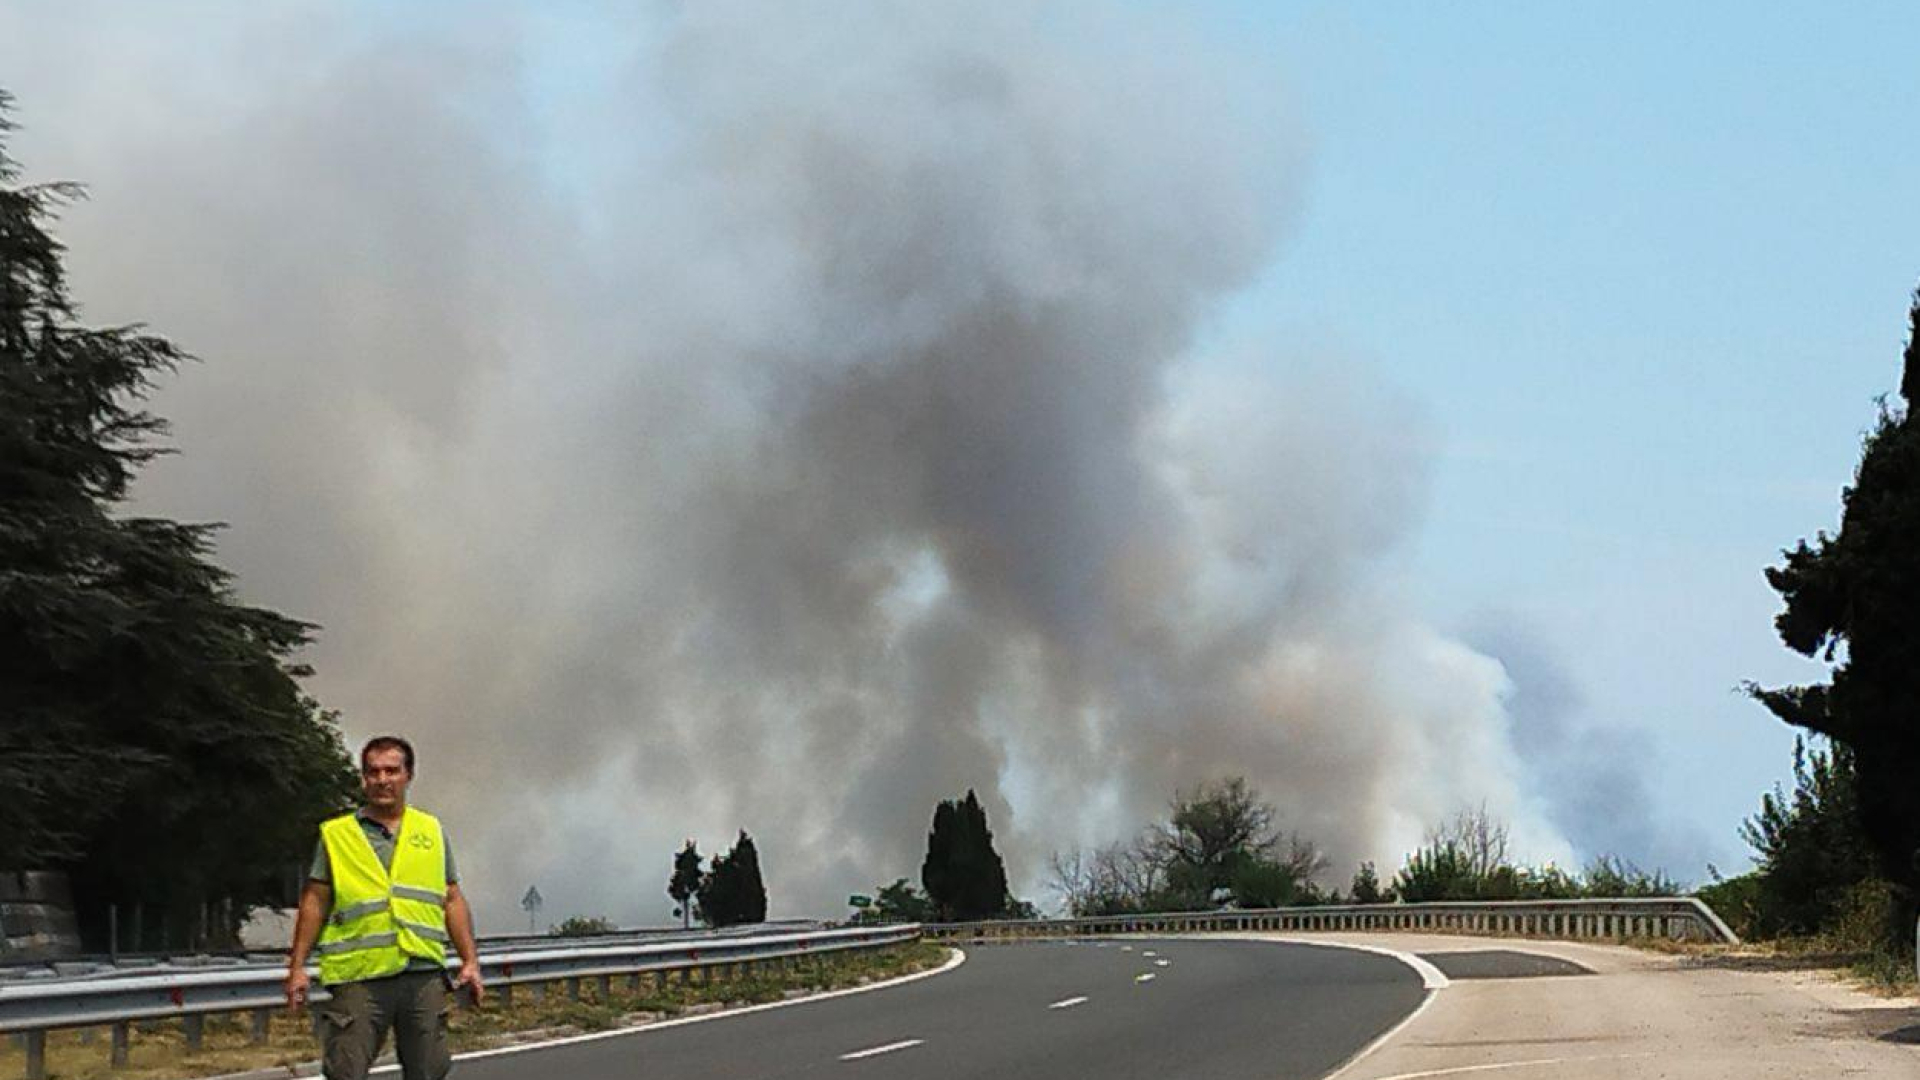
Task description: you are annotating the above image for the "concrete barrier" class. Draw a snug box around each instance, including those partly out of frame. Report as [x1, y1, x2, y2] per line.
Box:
[0, 874, 81, 961]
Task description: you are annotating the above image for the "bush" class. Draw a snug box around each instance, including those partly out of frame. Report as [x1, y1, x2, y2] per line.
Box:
[551, 915, 617, 937]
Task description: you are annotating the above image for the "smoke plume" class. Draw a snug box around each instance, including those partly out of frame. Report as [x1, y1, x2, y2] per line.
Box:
[2, 2, 1570, 923]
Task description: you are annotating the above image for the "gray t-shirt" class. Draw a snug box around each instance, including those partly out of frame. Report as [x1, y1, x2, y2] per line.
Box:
[309, 809, 459, 884]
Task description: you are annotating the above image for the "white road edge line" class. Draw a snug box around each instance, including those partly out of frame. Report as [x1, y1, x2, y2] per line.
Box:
[839, 1038, 925, 1061]
[1365, 1051, 1657, 1079]
[1048, 995, 1088, 1009]
[368, 946, 970, 1073]
[1174, 933, 1449, 1080]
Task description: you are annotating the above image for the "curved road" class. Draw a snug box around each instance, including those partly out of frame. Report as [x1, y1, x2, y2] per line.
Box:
[450, 939, 1427, 1080]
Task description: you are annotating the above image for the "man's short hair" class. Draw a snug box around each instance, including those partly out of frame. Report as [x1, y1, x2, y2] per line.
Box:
[361, 735, 416, 776]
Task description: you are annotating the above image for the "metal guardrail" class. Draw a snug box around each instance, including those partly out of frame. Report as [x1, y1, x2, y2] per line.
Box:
[925, 897, 1740, 946]
[0, 920, 830, 983]
[0, 924, 920, 1080]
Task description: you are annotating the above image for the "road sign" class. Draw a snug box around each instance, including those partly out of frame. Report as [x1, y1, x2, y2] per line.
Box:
[848, 895, 873, 909]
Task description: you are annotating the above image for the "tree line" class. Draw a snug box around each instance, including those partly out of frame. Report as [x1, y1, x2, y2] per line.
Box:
[1042, 780, 1675, 917]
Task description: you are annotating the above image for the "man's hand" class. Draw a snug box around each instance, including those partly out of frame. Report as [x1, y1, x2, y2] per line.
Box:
[286, 879, 329, 1014]
[453, 960, 485, 1007]
[445, 882, 484, 1007]
[285, 966, 311, 1012]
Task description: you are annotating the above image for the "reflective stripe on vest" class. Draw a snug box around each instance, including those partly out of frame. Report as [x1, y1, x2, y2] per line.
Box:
[316, 807, 450, 985]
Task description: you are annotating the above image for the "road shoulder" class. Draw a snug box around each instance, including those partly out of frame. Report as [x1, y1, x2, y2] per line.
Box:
[1265, 931, 1918, 1079]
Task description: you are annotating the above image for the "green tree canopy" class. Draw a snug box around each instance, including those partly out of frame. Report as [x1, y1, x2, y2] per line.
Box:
[921, 790, 1009, 921]
[872, 878, 933, 923]
[1750, 290, 1920, 904]
[0, 93, 355, 946]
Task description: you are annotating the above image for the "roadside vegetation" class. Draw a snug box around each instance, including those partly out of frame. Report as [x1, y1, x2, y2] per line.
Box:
[1041, 783, 1677, 917]
[1696, 738, 1915, 992]
[0, 941, 950, 1080]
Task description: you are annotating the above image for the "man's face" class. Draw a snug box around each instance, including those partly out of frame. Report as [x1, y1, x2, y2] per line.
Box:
[361, 747, 410, 811]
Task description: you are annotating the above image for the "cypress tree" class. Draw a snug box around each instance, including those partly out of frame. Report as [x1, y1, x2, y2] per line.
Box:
[921, 790, 1009, 921]
[668, 839, 702, 929]
[731, 832, 767, 924]
[696, 831, 767, 927]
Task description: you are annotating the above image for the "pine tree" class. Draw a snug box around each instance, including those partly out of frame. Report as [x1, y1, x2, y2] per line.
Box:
[0, 92, 355, 947]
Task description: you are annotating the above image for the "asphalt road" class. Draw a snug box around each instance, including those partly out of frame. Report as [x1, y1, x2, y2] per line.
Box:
[450, 938, 1428, 1080]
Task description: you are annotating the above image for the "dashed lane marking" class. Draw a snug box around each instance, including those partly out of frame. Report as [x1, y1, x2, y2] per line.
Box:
[1048, 996, 1089, 1010]
[1154, 959, 1170, 967]
[1134, 973, 1156, 983]
[839, 1039, 925, 1062]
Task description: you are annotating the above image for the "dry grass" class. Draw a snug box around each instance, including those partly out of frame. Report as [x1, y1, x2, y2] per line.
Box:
[0, 941, 951, 1080]
[1620, 934, 1918, 998]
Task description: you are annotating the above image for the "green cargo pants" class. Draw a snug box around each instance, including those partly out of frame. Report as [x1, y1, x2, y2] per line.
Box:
[315, 970, 451, 1080]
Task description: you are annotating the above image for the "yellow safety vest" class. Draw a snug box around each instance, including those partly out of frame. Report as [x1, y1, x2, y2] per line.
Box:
[316, 807, 449, 985]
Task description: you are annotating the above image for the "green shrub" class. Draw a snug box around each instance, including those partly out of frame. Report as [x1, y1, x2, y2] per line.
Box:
[551, 915, 617, 937]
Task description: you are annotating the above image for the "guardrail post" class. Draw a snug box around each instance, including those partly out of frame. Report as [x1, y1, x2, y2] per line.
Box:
[567, 977, 581, 1002]
[183, 1015, 204, 1051]
[25, 1030, 47, 1080]
[112, 1022, 131, 1067]
[251, 1007, 272, 1044]
[599, 974, 613, 998]
[529, 981, 546, 1003]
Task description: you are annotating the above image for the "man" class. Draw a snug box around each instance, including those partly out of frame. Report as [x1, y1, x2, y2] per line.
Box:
[286, 736, 484, 1080]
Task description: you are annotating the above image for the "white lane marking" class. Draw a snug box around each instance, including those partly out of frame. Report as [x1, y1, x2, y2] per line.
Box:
[1142, 950, 1157, 957]
[839, 1039, 925, 1061]
[1154, 959, 1170, 967]
[1120, 944, 1133, 952]
[1367, 1053, 1657, 1079]
[1169, 933, 1447, 1080]
[1134, 972, 1156, 983]
[1048, 995, 1089, 1010]
[1258, 935, 1450, 990]
[382, 947, 969, 1071]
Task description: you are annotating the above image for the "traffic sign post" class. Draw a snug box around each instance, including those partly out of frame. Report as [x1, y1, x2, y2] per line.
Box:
[521, 885, 544, 934]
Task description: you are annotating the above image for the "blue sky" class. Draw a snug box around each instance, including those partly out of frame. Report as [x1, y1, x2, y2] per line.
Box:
[1204, 1, 1919, 872]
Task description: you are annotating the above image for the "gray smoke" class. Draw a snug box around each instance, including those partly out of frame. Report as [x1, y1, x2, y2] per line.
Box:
[2, 2, 1571, 925]
[1469, 620, 1716, 883]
